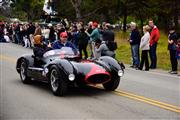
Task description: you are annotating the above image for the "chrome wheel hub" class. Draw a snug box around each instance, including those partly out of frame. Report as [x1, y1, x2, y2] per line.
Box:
[50, 69, 59, 92]
[20, 63, 26, 80]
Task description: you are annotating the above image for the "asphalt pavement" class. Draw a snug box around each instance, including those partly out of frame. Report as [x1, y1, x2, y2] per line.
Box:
[0, 43, 179, 120]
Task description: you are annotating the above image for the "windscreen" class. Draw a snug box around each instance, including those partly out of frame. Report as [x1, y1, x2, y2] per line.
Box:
[43, 47, 75, 58]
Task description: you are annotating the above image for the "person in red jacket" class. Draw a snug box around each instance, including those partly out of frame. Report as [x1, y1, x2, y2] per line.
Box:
[149, 19, 160, 69]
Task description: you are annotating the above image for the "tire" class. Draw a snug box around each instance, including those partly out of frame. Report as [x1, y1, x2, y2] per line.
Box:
[103, 76, 120, 91]
[49, 65, 67, 96]
[20, 59, 31, 84]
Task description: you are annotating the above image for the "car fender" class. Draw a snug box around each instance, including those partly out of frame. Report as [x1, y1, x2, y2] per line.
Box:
[98, 56, 124, 76]
[45, 59, 76, 81]
[16, 54, 34, 73]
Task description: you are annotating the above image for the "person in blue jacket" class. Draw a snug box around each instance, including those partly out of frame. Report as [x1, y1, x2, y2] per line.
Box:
[129, 22, 141, 68]
[52, 32, 78, 54]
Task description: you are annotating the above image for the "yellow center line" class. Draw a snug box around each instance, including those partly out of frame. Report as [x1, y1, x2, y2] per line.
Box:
[113, 91, 180, 113]
[0, 54, 16, 63]
[114, 90, 179, 110]
[1, 54, 180, 113]
[94, 85, 180, 113]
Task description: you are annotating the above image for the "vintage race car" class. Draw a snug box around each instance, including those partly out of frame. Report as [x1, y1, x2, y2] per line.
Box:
[16, 47, 125, 96]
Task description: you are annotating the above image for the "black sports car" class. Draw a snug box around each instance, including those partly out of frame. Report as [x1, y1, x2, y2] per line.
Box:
[16, 47, 125, 96]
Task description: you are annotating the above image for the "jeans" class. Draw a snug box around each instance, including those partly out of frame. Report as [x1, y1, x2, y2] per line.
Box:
[149, 43, 157, 69]
[15, 33, 20, 44]
[169, 50, 177, 71]
[131, 44, 140, 67]
[79, 45, 88, 59]
[0, 35, 6, 42]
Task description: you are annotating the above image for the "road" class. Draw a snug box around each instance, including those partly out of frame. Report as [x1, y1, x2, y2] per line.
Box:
[0, 43, 180, 120]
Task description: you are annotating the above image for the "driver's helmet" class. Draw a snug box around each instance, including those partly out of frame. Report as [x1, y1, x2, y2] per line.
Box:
[34, 35, 42, 45]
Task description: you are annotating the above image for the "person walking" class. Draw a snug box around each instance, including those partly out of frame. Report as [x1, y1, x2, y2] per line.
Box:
[129, 22, 141, 68]
[139, 25, 150, 71]
[149, 19, 160, 69]
[168, 26, 178, 74]
[77, 27, 89, 59]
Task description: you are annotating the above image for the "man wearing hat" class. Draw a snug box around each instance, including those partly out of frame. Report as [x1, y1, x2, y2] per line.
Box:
[52, 32, 78, 54]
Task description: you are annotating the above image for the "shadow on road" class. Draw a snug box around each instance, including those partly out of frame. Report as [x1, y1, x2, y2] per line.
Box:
[14, 79, 108, 97]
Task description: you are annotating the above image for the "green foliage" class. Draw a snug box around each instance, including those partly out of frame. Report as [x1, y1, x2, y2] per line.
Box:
[9, 0, 179, 32]
[0, 15, 6, 20]
[12, 0, 44, 21]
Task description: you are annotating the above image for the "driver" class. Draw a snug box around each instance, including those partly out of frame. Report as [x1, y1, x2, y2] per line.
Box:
[52, 32, 78, 54]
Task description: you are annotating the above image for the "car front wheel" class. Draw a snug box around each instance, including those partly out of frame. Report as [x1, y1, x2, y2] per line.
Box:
[103, 76, 120, 91]
[50, 65, 67, 96]
[20, 59, 31, 84]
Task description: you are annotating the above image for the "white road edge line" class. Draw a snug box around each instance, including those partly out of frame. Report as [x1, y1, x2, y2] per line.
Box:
[126, 67, 180, 79]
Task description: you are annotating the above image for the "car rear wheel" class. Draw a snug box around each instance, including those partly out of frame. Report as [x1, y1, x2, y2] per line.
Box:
[50, 65, 67, 96]
[103, 76, 120, 91]
[20, 59, 31, 84]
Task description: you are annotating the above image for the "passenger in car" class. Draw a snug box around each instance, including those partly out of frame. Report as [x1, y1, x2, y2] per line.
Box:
[33, 35, 52, 66]
[33, 35, 52, 57]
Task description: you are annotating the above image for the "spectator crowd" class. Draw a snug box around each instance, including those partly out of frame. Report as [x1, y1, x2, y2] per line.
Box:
[0, 19, 179, 75]
[128, 19, 180, 75]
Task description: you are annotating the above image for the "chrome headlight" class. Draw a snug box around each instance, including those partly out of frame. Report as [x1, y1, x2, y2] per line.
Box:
[42, 68, 49, 76]
[68, 74, 75, 81]
[118, 70, 124, 77]
[44, 68, 49, 73]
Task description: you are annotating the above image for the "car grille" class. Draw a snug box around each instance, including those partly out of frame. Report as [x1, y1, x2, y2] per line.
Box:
[87, 74, 110, 84]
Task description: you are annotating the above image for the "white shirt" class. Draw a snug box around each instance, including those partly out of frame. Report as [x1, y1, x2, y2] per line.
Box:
[140, 32, 150, 50]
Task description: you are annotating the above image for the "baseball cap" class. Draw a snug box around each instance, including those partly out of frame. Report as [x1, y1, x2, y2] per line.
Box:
[92, 22, 98, 28]
[60, 32, 68, 38]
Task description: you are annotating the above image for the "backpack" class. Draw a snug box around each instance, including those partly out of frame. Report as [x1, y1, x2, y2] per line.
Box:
[106, 41, 117, 51]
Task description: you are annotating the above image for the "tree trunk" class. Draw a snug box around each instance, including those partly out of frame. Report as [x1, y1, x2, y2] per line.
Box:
[70, 0, 82, 21]
[27, 12, 32, 22]
[138, 10, 144, 35]
[123, 6, 127, 32]
[140, 18, 144, 35]
[174, 0, 179, 30]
